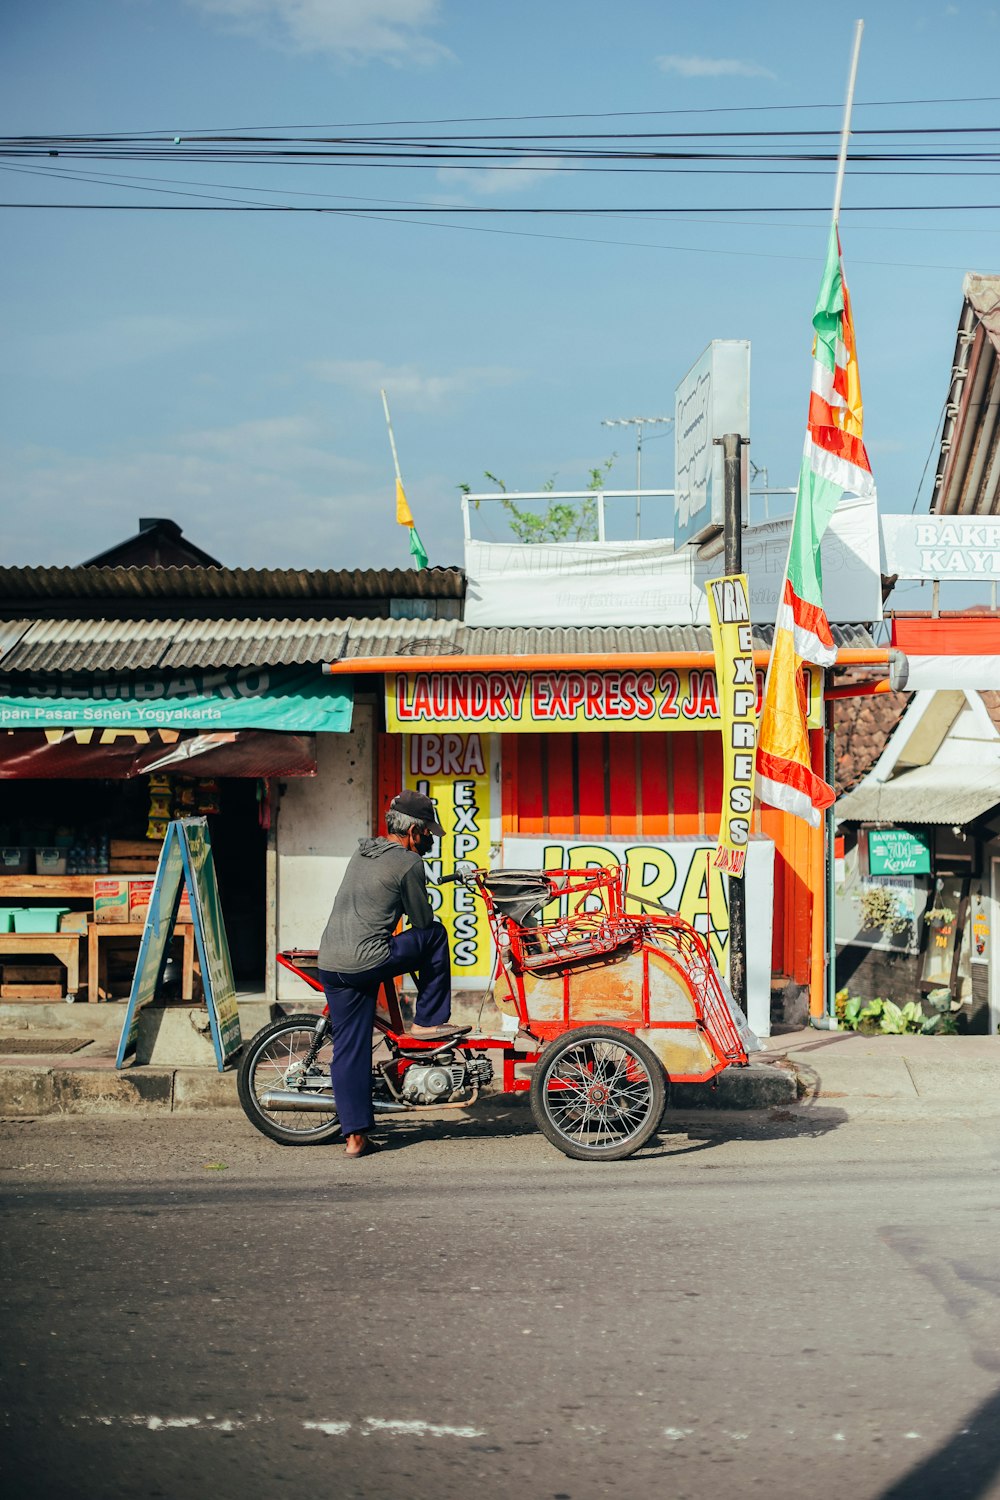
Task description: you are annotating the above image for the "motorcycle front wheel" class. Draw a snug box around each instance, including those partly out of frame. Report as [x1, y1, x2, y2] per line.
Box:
[237, 1013, 341, 1146]
[529, 1025, 667, 1161]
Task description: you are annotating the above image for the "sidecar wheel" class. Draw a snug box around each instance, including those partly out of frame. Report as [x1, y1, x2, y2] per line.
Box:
[530, 1025, 667, 1162]
[237, 1014, 341, 1146]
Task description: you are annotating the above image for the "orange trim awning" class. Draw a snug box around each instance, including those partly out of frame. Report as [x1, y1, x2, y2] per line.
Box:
[323, 648, 890, 675]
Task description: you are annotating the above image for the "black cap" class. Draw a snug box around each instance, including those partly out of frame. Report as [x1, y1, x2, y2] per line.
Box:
[390, 789, 445, 837]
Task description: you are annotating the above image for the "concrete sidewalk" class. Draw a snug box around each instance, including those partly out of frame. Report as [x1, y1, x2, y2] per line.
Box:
[0, 1003, 997, 1119]
[761, 1026, 1000, 1112]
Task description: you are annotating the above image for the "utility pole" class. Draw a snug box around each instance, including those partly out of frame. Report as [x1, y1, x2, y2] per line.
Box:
[719, 431, 749, 1014]
[601, 415, 673, 538]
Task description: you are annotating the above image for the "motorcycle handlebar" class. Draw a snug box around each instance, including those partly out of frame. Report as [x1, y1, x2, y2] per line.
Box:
[436, 866, 483, 886]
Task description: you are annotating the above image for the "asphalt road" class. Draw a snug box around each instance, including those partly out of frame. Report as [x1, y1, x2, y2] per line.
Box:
[3, 1100, 1000, 1500]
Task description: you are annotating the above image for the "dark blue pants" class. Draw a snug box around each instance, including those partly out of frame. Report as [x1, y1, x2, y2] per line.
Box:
[318, 923, 452, 1136]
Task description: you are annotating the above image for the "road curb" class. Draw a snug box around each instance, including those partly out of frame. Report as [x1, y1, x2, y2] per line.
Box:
[671, 1061, 798, 1110]
[0, 1058, 796, 1118]
[0, 1065, 175, 1117]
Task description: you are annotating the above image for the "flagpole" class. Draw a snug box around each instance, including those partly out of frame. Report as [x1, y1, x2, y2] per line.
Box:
[816, 20, 864, 1028]
[832, 20, 864, 227]
[380, 388, 404, 487]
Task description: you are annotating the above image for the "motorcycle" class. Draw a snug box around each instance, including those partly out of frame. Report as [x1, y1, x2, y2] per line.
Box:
[237, 862, 752, 1162]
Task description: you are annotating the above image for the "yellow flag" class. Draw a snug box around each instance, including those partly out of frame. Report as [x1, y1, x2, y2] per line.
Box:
[396, 477, 415, 527]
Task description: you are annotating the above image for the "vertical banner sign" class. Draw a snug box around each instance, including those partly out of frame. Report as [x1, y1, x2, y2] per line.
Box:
[116, 817, 241, 1072]
[405, 733, 495, 985]
[705, 574, 757, 878]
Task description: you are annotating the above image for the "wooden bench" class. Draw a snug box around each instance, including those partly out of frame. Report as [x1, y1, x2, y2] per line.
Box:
[0, 932, 83, 1001]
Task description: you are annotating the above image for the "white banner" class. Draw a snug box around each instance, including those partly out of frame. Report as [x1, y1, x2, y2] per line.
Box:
[465, 494, 882, 628]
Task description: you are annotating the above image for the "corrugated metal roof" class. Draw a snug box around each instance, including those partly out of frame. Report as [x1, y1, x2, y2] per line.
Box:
[930, 273, 1000, 517]
[0, 621, 32, 660]
[0, 616, 875, 674]
[836, 761, 1000, 825]
[335, 619, 873, 658]
[0, 564, 465, 603]
[0, 618, 349, 672]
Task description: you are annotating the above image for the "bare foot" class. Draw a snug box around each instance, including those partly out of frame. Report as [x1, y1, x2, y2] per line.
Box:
[410, 1023, 458, 1037]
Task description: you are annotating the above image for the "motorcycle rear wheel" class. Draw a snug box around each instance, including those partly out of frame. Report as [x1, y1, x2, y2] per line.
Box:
[237, 1013, 341, 1145]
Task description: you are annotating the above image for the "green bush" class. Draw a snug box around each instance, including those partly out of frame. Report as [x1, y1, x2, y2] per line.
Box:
[837, 995, 945, 1035]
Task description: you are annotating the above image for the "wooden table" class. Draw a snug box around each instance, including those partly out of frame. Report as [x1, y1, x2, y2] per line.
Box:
[0, 875, 114, 899]
[0, 932, 83, 1001]
[0, 878, 193, 1004]
[88, 922, 196, 1004]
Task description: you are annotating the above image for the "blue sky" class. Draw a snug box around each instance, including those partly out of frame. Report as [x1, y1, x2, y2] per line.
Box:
[2, 0, 999, 576]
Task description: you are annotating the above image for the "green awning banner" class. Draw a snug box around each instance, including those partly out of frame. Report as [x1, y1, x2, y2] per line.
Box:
[0, 665, 353, 733]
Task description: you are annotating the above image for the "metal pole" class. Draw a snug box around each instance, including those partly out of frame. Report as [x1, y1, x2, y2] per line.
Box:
[825, 699, 838, 1024]
[635, 430, 642, 539]
[722, 431, 748, 1015]
[832, 20, 864, 227]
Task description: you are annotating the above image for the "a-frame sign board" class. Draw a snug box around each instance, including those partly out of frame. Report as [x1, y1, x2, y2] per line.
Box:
[115, 818, 242, 1072]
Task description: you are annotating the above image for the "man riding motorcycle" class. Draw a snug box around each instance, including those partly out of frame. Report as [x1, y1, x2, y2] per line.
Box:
[317, 789, 464, 1159]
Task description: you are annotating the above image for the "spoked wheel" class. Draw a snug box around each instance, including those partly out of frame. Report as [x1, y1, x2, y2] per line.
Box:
[237, 1014, 341, 1145]
[530, 1025, 667, 1161]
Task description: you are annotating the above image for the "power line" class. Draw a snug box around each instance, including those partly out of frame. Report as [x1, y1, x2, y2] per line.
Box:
[13, 95, 1000, 135]
[7, 161, 1000, 228]
[5, 202, 999, 214]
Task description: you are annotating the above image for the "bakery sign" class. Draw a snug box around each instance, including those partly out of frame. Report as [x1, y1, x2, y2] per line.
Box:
[387, 668, 821, 733]
[881, 515, 1000, 581]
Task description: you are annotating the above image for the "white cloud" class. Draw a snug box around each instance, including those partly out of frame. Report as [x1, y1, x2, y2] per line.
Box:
[187, 0, 452, 65]
[1, 315, 239, 381]
[0, 428, 396, 568]
[180, 413, 333, 459]
[656, 53, 775, 79]
[308, 358, 519, 406]
[437, 159, 560, 196]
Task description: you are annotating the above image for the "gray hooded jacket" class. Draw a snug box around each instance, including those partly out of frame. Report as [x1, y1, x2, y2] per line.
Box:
[318, 837, 434, 974]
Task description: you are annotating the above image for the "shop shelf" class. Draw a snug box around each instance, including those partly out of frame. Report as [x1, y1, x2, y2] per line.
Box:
[12, 908, 72, 934]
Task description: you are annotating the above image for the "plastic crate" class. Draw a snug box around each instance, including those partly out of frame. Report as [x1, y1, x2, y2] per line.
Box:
[0, 847, 31, 875]
[0, 907, 22, 932]
[12, 908, 71, 934]
[34, 848, 69, 875]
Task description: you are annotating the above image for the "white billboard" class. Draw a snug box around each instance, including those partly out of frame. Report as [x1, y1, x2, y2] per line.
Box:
[464, 494, 882, 627]
[882, 514, 1000, 581]
[674, 340, 750, 548]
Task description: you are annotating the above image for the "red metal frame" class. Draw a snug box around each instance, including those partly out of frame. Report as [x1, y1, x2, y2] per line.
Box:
[275, 949, 538, 1091]
[275, 861, 747, 1093]
[478, 865, 746, 1079]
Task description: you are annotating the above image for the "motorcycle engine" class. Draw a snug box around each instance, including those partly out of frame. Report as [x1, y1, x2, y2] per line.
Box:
[400, 1052, 493, 1105]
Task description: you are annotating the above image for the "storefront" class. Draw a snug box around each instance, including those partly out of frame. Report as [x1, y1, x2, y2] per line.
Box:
[316, 636, 888, 1037]
[835, 684, 1000, 1034]
[0, 664, 352, 1002]
[835, 821, 999, 1033]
